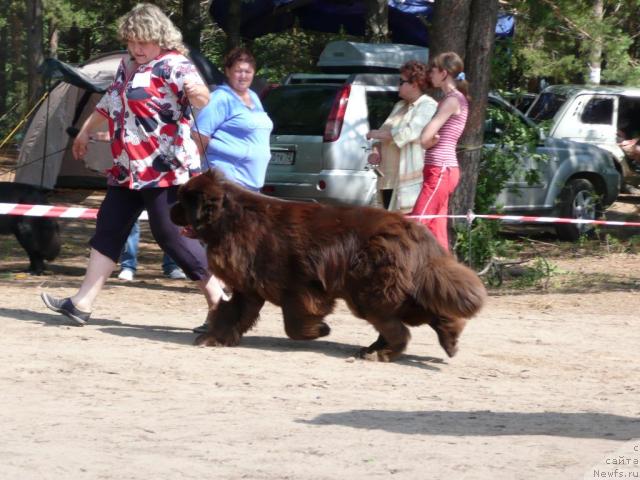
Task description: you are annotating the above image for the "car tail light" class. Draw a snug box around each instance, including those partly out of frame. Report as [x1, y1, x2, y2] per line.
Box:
[323, 84, 351, 142]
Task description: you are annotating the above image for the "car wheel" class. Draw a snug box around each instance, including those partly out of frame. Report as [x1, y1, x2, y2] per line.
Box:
[555, 178, 601, 241]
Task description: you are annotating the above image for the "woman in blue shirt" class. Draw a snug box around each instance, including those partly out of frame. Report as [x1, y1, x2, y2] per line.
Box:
[192, 47, 273, 192]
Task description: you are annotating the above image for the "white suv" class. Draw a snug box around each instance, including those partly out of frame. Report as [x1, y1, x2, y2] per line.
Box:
[527, 84, 640, 188]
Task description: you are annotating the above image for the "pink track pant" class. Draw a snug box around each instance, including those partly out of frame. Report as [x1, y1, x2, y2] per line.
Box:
[410, 165, 460, 251]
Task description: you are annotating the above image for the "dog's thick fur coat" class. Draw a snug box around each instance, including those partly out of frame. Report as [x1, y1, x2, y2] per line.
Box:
[0, 182, 60, 274]
[171, 170, 486, 361]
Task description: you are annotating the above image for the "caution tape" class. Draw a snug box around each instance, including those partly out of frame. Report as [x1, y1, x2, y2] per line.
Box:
[407, 212, 640, 227]
[0, 203, 148, 220]
[1, 202, 639, 227]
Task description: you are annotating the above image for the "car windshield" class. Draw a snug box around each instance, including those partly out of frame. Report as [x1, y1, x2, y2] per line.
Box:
[527, 91, 568, 122]
[262, 85, 340, 136]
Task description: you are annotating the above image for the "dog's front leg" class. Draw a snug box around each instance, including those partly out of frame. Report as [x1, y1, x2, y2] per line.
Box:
[195, 292, 265, 347]
[358, 318, 410, 362]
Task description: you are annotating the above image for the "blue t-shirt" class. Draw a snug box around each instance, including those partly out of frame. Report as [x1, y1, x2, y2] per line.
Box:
[194, 84, 273, 190]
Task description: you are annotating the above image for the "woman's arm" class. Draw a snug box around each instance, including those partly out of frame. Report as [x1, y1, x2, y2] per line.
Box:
[391, 99, 437, 148]
[184, 80, 210, 109]
[191, 130, 210, 157]
[72, 111, 109, 160]
[419, 96, 460, 149]
[366, 129, 393, 141]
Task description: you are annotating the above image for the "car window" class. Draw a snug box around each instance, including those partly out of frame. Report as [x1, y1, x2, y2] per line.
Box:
[366, 91, 399, 129]
[262, 85, 340, 135]
[618, 96, 640, 139]
[527, 91, 568, 122]
[580, 97, 614, 125]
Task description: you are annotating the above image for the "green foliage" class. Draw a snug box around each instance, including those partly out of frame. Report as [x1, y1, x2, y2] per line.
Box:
[253, 28, 356, 83]
[474, 101, 544, 213]
[454, 100, 544, 268]
[454, 219, 511, 270]
[494, 0, 640, 89]
[510, 257, 556, 289]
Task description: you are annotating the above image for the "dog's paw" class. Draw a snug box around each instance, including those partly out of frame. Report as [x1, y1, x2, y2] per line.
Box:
[317, 322, 331, 338]
[356, 347, 392, 362]
[194, 333, 241, 347]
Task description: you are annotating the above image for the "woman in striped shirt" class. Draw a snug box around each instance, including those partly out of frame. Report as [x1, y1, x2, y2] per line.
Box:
[411, 52, 470, 251]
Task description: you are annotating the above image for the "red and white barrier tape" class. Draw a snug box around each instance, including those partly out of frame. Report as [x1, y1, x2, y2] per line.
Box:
[1, 202, 638, 227]
[406, 212, 640, 227]
[0, 203, 148, 220]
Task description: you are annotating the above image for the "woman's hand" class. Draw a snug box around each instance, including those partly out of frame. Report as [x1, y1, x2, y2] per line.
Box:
[71, 111, 109, 160]
[423, 134, 440, 149]
[184, 80, 210, 109]
[72, 131, 91, 160]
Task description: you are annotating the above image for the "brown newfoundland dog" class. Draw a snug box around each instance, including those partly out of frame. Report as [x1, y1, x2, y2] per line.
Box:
[171, 170, 486, 362]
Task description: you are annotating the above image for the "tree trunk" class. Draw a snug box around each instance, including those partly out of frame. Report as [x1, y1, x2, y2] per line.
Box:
[0, 1, 8, 116]
[49, 19, 59, 59]
[182, 0, 202, 51]
[428, 0, 499, 252]
[226, 0, 242, 51]
[25, 0, 44, 105]
[364, 0, 389, 43]
[428, 0, 471, 59]
[588, 0, 604, 84]
[450, 0, 500, 233]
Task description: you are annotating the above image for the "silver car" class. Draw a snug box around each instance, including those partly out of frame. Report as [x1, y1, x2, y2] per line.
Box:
[261, 72, 397, 206]
[488, 94, 620, 240]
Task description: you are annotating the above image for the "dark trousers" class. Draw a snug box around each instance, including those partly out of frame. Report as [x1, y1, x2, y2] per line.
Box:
[89, 186, 209, 281]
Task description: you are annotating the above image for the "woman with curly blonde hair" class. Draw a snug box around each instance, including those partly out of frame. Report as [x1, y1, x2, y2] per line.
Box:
[117, 3, 188, 55]
[40, 3, 224, 330]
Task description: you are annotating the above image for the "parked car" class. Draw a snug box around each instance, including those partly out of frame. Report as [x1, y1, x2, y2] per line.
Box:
[526, 84, 640, 188]
[488, 95, 620, 240]
[260, 42, 621, 241]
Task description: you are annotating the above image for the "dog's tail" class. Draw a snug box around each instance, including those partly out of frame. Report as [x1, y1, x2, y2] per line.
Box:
[415, 254, 487, 320]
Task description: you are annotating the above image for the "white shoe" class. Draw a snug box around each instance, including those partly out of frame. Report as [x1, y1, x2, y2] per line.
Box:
[117, 268, 135, 281]
[165, 268, 187, 280]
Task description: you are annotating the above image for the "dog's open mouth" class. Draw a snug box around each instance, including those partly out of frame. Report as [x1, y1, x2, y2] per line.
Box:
[180, 226, 198, 239]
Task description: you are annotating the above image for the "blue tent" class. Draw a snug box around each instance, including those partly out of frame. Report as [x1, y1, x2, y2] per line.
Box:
[209, 0, 514, 47]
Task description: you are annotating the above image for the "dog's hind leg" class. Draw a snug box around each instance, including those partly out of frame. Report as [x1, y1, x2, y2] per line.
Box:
[357, 318, 410, 362]
[281, 292, 334, 340]
[195, 292, 265, 347]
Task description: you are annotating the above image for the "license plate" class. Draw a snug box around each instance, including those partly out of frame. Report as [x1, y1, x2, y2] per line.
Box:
[270, 150, 295, 165]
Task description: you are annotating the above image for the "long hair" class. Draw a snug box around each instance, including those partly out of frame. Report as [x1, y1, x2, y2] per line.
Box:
[430, 52, 470, 101]
[117, 3, 188, 56]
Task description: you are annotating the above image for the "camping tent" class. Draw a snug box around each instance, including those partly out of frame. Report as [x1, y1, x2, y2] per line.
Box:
[15, 51, 127, 189]
[15, 50, 224, 189]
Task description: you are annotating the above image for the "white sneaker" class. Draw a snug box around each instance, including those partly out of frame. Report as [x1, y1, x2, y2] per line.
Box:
[117, 268, 135, 281]
[165, 268, 187, 280]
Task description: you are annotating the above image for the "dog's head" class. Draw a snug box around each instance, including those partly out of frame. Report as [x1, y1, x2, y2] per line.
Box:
[170, 170, 226, 236]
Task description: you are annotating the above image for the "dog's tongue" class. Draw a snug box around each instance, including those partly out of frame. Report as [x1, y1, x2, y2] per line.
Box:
[180, 226, 197, 239]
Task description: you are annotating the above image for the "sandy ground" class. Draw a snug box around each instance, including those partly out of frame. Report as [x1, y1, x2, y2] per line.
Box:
[1, 189, 640, 480]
